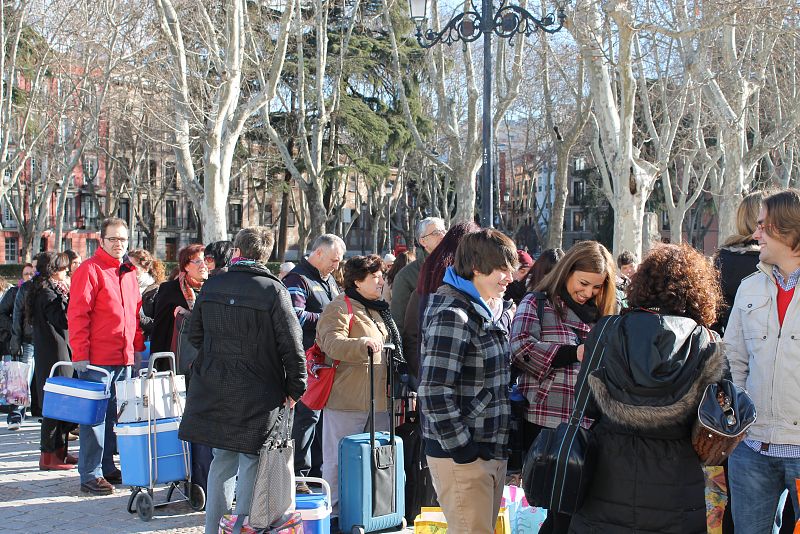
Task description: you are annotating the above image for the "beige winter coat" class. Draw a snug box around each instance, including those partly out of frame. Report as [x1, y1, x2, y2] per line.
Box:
[725, 262, 800, 445]
[316, 293, 389, 412]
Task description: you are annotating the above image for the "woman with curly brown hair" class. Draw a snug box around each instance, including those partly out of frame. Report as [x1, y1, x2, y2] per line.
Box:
[569, 244, 726, 534]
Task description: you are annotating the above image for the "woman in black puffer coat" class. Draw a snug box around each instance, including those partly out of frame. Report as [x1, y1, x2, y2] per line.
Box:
[570, 244, 725, 534]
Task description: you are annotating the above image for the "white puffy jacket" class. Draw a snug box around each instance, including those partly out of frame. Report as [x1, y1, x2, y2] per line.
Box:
[725, 262, 800, 445]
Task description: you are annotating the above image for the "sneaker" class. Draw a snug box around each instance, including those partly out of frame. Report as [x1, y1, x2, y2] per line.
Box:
[80, 477, 114, 495]
[296, 481, 313, 494]
[7, 421, 20, 431]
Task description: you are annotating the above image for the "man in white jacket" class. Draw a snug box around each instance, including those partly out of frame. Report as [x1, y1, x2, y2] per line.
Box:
[725, 188, 800, 532]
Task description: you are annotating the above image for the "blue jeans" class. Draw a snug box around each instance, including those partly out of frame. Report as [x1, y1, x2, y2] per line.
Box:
[205, 448, 260, 534]
[292, 401, 322, 477]
[7, 343, 34, 425]
[77, 365, 131, 484]
[728, 442, 800, 532]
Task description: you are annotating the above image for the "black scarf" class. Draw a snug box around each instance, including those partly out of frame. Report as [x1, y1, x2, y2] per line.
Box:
[559, 288, 600, 325]
[345, 287, 405, 366]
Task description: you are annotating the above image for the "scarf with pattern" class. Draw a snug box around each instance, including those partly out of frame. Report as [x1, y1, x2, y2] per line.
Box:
[178, 271, 203, 310]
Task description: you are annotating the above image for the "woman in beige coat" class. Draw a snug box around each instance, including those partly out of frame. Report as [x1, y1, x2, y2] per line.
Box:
[316, 254, 404, 518]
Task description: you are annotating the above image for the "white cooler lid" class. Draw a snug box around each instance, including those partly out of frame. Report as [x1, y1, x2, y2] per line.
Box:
[115, 419, 181, 435]
[43, 382, 109, 400]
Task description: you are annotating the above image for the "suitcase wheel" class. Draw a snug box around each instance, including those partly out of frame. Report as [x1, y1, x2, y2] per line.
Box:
[136, 492, 154, 522]
[188, 482, 206, 511]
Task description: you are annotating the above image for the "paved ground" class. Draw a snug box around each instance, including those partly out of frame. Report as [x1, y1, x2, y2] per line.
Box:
[0, 419, 203, 533]
[0, 419, 412, 533]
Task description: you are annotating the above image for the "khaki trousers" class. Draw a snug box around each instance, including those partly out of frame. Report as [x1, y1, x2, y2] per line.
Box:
[427, 455, 507, 534]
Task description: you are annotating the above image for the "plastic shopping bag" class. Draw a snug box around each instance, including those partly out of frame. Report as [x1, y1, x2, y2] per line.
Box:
[414, 506, 510, 534]
[1, 360, 30, 407]
[502, 484, 547, 534]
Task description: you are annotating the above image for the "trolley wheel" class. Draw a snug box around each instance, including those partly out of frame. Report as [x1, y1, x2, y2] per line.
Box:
[126, 488, 140, 514]
[188, 483, 206, 511]
[136, 492, 154, 522]
[351, 527, 365, 534]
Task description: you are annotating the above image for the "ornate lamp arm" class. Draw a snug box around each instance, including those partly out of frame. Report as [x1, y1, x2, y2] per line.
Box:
[415, 10, 484, 48]
[493, 6, 566, 39]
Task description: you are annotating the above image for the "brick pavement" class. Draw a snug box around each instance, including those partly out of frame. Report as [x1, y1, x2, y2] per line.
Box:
[0, 419, 412, 534]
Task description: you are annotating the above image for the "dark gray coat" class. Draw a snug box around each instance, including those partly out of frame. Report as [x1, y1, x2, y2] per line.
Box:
[178, 262, 307, 454]
[569, 312, 724, 534]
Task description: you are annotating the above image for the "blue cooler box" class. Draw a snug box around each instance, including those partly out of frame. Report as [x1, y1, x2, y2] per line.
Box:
[42, 363, 110, 425]
[115, 417, 189, 487]
[296, 477, 331, 534]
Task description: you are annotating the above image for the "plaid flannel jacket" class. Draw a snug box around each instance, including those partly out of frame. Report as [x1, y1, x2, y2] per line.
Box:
[509, 292, 593, 429]
[418, 284, 512, 459]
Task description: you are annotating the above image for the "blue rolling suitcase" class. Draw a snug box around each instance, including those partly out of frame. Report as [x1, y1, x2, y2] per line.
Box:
[338, 344, 406, 534]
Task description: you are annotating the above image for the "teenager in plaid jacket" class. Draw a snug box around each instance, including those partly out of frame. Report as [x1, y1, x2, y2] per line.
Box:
[418, 229, 518, 534]
[510, 240, 617, 534]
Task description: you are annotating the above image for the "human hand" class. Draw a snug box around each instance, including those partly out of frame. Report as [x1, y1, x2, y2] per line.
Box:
[576, 345, 585, 362]
[72, 360, 90, 373]
[9, 338, 20, 357]
[286, 396, 297, 409]
[365, 338, 383, 355]
[174, 306, 189, 318]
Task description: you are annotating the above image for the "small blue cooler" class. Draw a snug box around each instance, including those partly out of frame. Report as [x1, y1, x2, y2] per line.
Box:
[296, 477, 331, 534]
[115, 417, 189, 487]
[42, 362, 110, 425]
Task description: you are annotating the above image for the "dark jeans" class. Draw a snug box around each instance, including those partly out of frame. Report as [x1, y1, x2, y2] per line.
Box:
[292, 401, 323, 478]
[522, 419, 571, 534]
[40, 417, 71, 453]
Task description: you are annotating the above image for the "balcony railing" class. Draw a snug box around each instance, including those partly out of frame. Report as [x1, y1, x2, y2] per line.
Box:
[164, 217, 198, 231]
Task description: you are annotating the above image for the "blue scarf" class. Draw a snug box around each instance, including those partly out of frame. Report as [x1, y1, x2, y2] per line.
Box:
[442, 266, 494, 319]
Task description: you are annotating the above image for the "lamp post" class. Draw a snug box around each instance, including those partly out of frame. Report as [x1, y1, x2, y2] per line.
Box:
[408, 0, 565, 228]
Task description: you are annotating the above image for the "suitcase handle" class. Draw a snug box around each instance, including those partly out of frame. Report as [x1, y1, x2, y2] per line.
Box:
[295, 476, 332, 512]
[50, 362, 113, 395]
[146, 352, 177, 377]
[367, 344, 397, 451]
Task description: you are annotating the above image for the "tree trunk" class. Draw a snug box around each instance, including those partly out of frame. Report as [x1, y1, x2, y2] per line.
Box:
[303, 181, 327, 240]
[715, 186, 743, 244]
[277, 183, 291, 262]
[53, 175, 73, 251]
[201, 159, 229, 242]
[452, 159, 480, 224]
[546, 149, 570, 249]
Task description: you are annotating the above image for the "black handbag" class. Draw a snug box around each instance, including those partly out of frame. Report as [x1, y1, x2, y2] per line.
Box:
[522, 316, 619, 515]
[692, 379, 757, 465]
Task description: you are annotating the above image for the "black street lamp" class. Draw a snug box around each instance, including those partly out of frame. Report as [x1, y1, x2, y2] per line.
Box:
[408, 0, 565, 227]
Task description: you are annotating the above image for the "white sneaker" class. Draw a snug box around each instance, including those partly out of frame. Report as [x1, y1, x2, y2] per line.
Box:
[7, 422, 20, 431]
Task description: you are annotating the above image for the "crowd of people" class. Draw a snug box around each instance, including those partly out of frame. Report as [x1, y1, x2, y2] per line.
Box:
[3, 188, 800, 534]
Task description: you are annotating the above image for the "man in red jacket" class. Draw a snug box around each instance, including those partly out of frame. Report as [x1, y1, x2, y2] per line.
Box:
[68, 217, 145, 495]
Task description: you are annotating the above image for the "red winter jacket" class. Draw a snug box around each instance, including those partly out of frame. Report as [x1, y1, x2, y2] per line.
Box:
[68, 247, 145, 366]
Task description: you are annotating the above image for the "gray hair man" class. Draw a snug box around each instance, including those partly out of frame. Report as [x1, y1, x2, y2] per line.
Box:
[179, 226, 306, 533]
[390, 217, 447, 327]
[283, 233, 346, 492]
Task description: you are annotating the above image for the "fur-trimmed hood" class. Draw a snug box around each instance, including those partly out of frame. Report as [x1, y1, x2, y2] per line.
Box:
[588, 311, 724, 430]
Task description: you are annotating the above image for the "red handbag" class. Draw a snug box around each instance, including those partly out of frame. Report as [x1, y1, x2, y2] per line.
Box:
[301, 296, 353, 410]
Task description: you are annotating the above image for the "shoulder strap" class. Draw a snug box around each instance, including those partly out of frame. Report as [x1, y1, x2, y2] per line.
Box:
[568, 315, 620, 426]
[530, 291, 547, 326]
[344, 295, 354, 332]
[331, 296, 355, 367]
